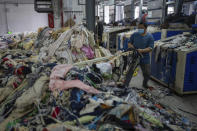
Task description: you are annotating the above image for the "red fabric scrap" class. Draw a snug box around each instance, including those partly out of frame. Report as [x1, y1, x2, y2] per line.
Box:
[42, 128, 48, 131]
[13, 82, 18, 89]
[15, 66, 25, 75]
[52, 107, 60, 118]
[2, 58, 9, 62]
[155, 104, 163, 109]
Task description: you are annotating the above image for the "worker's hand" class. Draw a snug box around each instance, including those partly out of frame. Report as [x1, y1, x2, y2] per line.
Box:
[123, 36, 126, 41]
[128, 43, 134, 48]
[137, 49, 144, 53]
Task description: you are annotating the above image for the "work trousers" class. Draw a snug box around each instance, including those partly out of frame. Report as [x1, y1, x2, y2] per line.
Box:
[140, 64, 150, 87]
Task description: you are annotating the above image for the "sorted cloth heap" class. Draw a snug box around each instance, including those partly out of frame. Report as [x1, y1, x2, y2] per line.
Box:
[154, 33, 197, 63]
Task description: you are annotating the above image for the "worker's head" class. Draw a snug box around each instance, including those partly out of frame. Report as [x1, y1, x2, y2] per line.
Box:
[142, 10, 147, 15]
[96, 16, 100, 22]
[138, 22, 148, 35]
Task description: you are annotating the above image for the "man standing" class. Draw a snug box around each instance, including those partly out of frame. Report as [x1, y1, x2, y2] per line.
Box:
[128, 22, 154, 88]
[140, 10, 148, 23]
[95, 16, 104, 46]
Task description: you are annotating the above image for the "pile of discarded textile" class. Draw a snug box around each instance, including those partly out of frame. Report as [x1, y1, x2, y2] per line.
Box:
[1, 62, 196, 131]
[37, 25, 111, 64]
[0, 26, 197, 131]
[0, 32, 37, 50]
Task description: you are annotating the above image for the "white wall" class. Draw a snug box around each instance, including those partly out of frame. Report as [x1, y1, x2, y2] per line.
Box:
[0, 4, 7, 35]
[0, 3, 48, 35]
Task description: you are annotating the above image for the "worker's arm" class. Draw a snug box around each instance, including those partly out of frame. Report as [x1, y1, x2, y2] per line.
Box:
[128, 33, 135, 49]
[128, 43, 134, 48]
[137, 47, 152, 53]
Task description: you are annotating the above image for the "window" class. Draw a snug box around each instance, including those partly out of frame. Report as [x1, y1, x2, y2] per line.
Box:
[168, 7, 174, 14]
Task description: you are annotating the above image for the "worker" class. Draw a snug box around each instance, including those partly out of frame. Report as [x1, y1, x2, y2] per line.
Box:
[139, 10, 148, 23]
[95, 16, 104, 46]
[128, 22, 154, 88]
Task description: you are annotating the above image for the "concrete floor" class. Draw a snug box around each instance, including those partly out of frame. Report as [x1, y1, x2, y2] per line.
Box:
[130, 67, 197, 124]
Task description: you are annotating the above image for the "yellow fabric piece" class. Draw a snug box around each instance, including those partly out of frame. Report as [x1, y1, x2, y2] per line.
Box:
[129, 108, 136, 125]
[133, 67, 139, 77]
[51, 27, 70, 40]
[29, 55, 39, 63]
[95, 49, 102, 58]
[38, 27, 44, 34]
[23, 40, 34, 50]
[140, 112, 163, 127]
[65, 116, 96, 125]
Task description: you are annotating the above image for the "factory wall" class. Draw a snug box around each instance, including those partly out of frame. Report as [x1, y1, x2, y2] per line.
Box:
[0, 3, 48, 35]
[63, 0, 85, 25]
[0, 4, 7, 35]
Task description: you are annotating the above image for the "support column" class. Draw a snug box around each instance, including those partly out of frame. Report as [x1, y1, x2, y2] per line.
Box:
[175, 0, 184, 16]
[4, 3, 9, 33]
[162, 0, 167, 24]
[139, 0, 143, 18]
[131, 0, 135, 20]
[114, 4, 116, 22]
[52, 0, 61, 28]
[96, 2, 98, 16]
[86, 0, 95, 32]
[103, 5, 105, 22]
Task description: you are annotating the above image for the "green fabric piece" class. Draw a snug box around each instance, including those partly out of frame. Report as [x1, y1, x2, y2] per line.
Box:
[6, 119, 20, 131]
[140, 112, 163, 127]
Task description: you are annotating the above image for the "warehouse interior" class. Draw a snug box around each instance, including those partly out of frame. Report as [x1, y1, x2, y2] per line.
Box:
[0, 0, 197, 130]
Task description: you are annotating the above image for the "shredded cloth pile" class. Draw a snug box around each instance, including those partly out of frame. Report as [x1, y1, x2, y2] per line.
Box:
[0, 26, 196, 131]
[38, 25, 111, 64]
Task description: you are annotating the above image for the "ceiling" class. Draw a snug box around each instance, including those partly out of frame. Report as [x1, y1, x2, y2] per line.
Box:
[97, 0, 148, 6]
[0, 0, 149, 6]
[0, 0, 34, 4]
[2, 0, 194, 6]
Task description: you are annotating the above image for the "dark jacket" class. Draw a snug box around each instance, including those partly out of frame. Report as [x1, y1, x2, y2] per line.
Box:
[95, 21, 104, 40]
